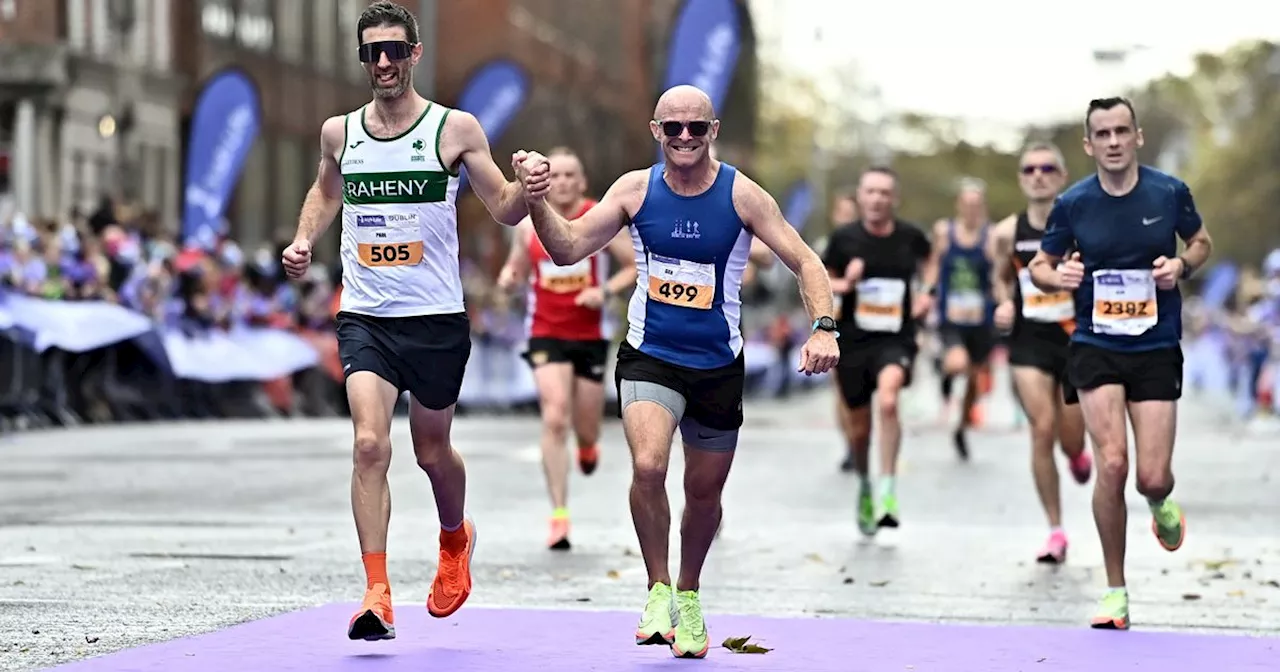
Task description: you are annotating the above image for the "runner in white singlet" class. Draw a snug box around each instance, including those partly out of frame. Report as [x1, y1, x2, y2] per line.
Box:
[280, 0, 536, 643]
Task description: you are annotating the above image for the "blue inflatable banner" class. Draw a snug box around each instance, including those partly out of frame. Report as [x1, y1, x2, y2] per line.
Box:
[657, 0, 742, 160]
[782, 180, 815, 231]
[455, 60, 531, 195]
[182, 69, 261, 248]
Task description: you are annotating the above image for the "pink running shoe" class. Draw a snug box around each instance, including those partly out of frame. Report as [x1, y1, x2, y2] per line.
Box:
[1068, 451, 1092, 485]
[1036, 530, 1068, 564]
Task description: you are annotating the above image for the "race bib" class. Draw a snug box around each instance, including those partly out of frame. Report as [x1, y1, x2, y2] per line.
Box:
[1018, 267, 1074, 322]
[354, 213, 424, 268]
[647, 253, 714, 310]
[538, 259, 593, 293]
[854, 277, 906, 333]
[945, 290, 985, 325]
[1091, 269, 1157, 336]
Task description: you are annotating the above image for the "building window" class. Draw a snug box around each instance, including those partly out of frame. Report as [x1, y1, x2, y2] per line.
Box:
[91, 0, 111, 58]
[150, 0, 171, 69]
[237, 0, 274, 52]
[276, 0, 305, 62]
[65, 0, 88, 51]
[340, 0, 365, 82]
[200, 0, 234, 41]
[94, 154, 110, 199]
[273, 135, 306, 244]
[71, 151, 87, 205]
[311, 0, 336, 74]
[1, 0, 16, 22]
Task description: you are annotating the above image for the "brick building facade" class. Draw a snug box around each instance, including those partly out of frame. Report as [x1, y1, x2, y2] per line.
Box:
[1, 0, 757, 268]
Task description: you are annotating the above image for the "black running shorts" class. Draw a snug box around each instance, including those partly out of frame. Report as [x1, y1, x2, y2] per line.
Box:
[1067, 342, 1183, 403]
[522, 337, 609, 383]
[336, 311, 472, 410]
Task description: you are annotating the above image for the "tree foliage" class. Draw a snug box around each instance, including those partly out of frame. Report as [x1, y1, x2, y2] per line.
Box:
[761, 39, 1280, 263]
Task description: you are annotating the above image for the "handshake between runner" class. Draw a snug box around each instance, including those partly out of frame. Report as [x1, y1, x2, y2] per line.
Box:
[513, 151, 552, 201]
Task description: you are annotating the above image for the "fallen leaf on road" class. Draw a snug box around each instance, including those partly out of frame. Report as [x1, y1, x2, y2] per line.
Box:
[870, 580, 890, 587]
[606, 570, 620, 579]
[576, 597, 590, 602]
[1264, 580, 1279, 588]
[804, 553, 824, 563]
[623, 548, 639, 557]
[85, 636, 99, 644]
[1202, 559, 1237, 571]
[722, 635, 772, 654]
[842, 577, 854, 585]
[1227, 590, 1245, 598]
[1181, 593, 1202, 600]
[1037, 658, 1047, 663]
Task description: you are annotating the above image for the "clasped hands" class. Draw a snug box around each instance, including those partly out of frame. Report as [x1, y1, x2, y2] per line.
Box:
[512, 150, 551, 201]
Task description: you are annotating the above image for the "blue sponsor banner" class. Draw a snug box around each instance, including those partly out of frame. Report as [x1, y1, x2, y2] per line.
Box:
[454, 59, 531, 195]
[182, 69, 261, 248]
[657, 0, 742, 160]
[782, 180, 814, 231]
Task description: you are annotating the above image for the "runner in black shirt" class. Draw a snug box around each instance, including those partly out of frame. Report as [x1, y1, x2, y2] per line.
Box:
[990, 141, 1093, 566]
[823, 167, 936, 535]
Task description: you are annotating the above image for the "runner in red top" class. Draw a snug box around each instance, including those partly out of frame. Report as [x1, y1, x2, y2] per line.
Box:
[497, 146, 636, 550]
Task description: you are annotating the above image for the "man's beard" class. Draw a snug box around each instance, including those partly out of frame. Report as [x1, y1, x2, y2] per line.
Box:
[370, 68, 410, 99]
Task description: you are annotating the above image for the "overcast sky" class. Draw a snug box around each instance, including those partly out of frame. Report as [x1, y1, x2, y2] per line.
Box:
[749, 0, 1280, 147]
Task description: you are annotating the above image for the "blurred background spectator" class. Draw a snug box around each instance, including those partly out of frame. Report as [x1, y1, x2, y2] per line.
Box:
[1, 0, 1278, 434]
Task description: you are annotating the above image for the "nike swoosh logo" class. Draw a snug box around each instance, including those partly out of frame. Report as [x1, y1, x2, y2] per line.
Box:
[1142, 216, 1162, 225]
[349, 141, 364, 149]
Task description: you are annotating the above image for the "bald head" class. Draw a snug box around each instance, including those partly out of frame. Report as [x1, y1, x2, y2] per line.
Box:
[654, 85, 715, 120]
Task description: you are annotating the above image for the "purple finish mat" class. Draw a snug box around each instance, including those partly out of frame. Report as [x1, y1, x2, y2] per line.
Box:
[51, 604, 1277, 671]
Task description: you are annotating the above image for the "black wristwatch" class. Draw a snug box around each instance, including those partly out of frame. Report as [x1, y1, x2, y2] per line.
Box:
[812, 316, 838, 335]
[1177, 256, 1194, 279]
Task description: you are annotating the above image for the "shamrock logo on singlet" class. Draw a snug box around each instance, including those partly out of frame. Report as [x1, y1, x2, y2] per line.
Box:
[412, 138, 425, 153]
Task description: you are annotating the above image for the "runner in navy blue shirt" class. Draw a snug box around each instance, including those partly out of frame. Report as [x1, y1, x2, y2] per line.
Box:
[1029, 97, 1214, 631]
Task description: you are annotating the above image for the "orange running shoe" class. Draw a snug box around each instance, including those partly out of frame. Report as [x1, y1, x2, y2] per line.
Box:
[578, 444, 599, 475]
[547, 516, 571, 551]
[427, 517, 477, 618]
[347, 583, 395, 641]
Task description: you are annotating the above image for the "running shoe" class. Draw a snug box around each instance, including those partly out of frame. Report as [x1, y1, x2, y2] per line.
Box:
[857, 482, 877, 537]
[635, 582, 677, 646]
[1035, 529, 1068, 564]
[547, 516, 571, 551]
[1151, 500, 1186, 552]
[671, 589, 710, 659]
[578, 444, 599, 475]
[953, 428, 970, 460]
[877, 493, 900, 528]
[1068, 450, 1093, 484]
[427, 517, 477, 618]
[1090, 589, 1130, 630]
[347, 583, 395, 641]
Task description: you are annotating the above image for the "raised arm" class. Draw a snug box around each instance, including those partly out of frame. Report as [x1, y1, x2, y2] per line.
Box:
[447, 111, 528, 226]
[732, 174, 833, 324]
[523, 169, 645, 266]
[292, 115, 346, 246]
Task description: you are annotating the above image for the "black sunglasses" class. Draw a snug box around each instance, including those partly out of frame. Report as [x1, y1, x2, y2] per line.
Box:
[1020, 164, 1059, 175]
[358, 40, 415, 63]
[657, 120, 711, 137]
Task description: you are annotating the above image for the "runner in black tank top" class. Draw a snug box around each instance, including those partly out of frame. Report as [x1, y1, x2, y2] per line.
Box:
[990, 142, 1093, 566]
